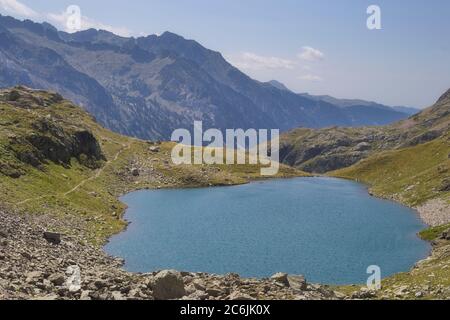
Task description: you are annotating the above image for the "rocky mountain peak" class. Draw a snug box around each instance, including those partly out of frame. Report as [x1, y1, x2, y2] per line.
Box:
[268, 80, 292, 92]
[437, 88, 450, 104]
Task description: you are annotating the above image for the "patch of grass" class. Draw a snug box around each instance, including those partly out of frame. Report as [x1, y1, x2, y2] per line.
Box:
[420, 224, 450, 241]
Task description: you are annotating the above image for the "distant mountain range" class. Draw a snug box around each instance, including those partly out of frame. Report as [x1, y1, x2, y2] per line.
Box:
[0, 15, 417, 140]
[268, 81, 420, 126]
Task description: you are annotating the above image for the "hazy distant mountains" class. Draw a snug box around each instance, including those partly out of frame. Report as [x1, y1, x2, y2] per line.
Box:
[0, 15, 416, 140]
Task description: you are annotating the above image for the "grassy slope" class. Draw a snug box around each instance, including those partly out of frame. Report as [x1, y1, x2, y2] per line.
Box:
[0, 88, 307, 244]
[331, 135, 450, 207]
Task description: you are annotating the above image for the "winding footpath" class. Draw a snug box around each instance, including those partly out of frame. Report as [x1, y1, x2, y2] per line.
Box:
[16, 142, 131, 206]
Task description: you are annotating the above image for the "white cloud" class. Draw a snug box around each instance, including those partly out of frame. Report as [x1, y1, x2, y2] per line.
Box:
[298, 74, 323, 81]
[227, 52, 297, 71]
[47, 11, 132, 37]
[298, 46, 324, 62]
[0, 0, 38, 17]
[0, 1, 132, 37]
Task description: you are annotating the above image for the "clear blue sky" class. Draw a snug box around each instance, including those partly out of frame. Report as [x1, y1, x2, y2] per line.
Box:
[1, 0, 450, 108]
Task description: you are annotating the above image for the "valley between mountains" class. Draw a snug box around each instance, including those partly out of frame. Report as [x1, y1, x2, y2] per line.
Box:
[0, 86, 449, 300]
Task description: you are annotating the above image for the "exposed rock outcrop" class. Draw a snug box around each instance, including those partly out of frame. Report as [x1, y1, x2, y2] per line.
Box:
[1, 87, 105, 176]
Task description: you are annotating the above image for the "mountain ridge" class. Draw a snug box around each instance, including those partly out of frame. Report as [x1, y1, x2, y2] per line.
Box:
[267, 79, 419, 116]
[0, 14, 412, 140]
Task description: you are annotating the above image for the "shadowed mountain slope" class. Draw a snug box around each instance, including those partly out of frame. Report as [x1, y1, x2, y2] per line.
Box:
[0, 15, 411, 140]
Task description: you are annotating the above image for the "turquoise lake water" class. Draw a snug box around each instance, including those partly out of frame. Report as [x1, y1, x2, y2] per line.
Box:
[104, 177, 430, 284]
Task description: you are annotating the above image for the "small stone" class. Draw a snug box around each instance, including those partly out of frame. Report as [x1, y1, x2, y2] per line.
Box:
[127, 288, 142, 299]
[185, 284, 196, 295]
[355, 287, 377, 299]
[80, 291, 91, 300]
[228, 291, 256, 301]
[48, 273, 66, 286]
[94, 280, 108, 289]
[188, 290, 209, 300]
[26, 271, 43, 283]
[334, 291, 347, 299]
[441, 229, 450, 240]
[21, 252, 32, 260]
[206, 287, 223, 297]
[131, 168, 140, 176]
[354, 142, 371, 151]
[111, 291, 125, 300]
[57, 287, 69, 297]
[270, 272, 289, 286]
[120, 285, 131, 294]
[394, 286, 409, 297]
[192, 279, 206, 291]
[33, 294, 59, 301]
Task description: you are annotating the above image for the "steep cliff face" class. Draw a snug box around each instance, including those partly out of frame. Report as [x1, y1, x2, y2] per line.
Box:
[0, 87, 105, 177]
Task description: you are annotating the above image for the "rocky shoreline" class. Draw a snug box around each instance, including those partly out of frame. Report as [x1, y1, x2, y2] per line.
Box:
[1, 193, 449, 300]
[1, 165, 448, 301]
[2, 170, 449, 300]
[0, 210, 342, 300]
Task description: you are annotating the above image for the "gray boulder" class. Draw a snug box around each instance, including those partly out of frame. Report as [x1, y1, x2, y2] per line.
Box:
[0, 229, 7, 238]
[442, 229, 450, 240]
[354, 142, 371, 151]
[43, 232, 61, 245]
[131, 168, 140, 176]
[150, 270, 186, 300]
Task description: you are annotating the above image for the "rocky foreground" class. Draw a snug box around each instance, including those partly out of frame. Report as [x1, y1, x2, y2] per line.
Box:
[0, 210, 342, 300]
